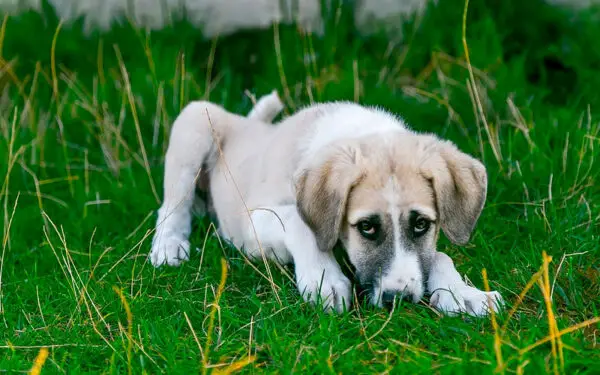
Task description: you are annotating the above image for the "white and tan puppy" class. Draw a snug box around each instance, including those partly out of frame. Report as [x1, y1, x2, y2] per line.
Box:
[150, 92, 503, 316]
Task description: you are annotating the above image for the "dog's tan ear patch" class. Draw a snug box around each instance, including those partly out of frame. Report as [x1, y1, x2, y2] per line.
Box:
[422, 139, 487, 245]
[295, 146, 362, 252]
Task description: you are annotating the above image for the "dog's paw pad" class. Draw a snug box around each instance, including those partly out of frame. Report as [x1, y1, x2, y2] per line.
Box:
[150, 234, 191, 267]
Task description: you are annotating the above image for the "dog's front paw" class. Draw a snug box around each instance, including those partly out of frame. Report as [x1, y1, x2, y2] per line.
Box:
[150, 233, 191, 267]
[430, 286, 503, 317]
[295, 266, 352, 313]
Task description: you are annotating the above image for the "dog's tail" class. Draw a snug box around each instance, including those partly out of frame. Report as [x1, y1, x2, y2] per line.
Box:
[247, 90, 284, 123]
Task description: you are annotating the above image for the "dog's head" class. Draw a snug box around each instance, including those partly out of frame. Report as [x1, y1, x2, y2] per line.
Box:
[295, 132, 487, 307]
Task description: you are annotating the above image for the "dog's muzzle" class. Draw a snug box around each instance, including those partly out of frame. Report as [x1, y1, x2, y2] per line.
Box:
[380, 289, 420, 308]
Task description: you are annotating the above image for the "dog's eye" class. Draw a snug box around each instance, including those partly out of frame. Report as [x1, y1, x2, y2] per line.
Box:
[412, 217, 430, 236]
[357, 220, 378, 240]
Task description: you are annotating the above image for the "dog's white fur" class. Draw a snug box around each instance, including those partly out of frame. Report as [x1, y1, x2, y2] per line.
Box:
[372, 176, 424, 305]
[150, 92, 503, 316]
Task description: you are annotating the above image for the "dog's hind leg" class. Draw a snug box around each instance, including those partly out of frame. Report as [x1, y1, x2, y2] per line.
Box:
[150, 101, 237, 267]
[193, 92, 279, 220]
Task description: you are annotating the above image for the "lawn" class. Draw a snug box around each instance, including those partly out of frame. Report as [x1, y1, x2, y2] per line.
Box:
[0, 0, 599, 373]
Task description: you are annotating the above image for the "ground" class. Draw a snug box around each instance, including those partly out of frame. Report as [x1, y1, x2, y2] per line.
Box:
[0, 0, 599, 374]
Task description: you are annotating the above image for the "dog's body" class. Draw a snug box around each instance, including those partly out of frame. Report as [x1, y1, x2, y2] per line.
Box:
[150, 92, 503, 316]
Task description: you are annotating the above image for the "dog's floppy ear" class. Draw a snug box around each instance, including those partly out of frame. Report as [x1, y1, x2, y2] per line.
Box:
[421, 139, 487, 245]
[295, 145, 363, 252]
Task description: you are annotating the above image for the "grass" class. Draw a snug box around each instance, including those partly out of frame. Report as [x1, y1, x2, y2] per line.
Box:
[0, 0, 599, 373]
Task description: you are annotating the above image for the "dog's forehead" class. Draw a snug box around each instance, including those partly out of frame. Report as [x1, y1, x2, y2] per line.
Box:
[348, 164, 435, 220]
[343, 133, 439, 220]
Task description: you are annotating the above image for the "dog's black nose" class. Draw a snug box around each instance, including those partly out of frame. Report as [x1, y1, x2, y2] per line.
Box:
[381, 291, 396, 307]
[381, 290, 413, 308]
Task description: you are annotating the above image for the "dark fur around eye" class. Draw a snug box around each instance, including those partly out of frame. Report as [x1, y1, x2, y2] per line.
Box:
[354, 215, 381, 241]
[409, 211, 431, 238]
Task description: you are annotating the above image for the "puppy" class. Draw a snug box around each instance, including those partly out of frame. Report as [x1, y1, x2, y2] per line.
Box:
[150, 92, 503, 316]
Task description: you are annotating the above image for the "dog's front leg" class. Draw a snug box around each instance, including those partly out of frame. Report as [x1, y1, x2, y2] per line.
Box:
[248, 205, 352, 313]
[427, 251, 504, 317]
